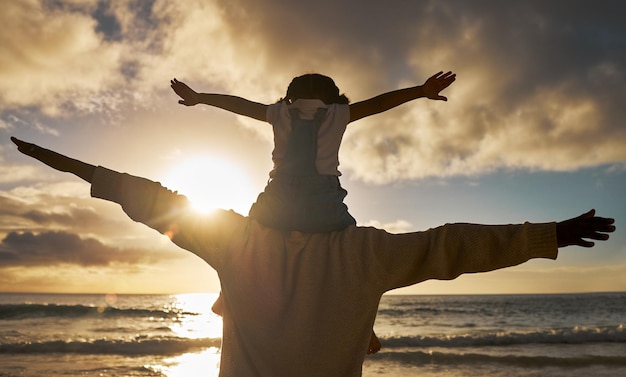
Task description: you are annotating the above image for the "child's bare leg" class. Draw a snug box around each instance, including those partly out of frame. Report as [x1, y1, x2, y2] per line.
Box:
[367, 331, 381, 354]
[211, 292, 223, 316]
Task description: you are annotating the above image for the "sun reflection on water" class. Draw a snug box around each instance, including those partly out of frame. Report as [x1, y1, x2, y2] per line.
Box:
[145, 293, 223, 376]
[149, 348, 221, 377]
[168, 293, 223, 340]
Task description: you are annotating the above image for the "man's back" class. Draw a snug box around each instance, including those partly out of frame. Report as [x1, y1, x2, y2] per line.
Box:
[216, 224, 382, 376]
[90, 166, 557, 376]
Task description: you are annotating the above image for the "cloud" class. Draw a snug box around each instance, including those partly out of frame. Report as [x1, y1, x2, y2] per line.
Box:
[0, 158, 42, 185]
[0, 230, 173, 267]
[1, 0, 625, 182]
[0, 0, 126, 116]
[0, 187, 102, 232]
[0, 0, 291, 117]
[359, 219, 413, 234]
[340, 1, 626, 183]
[0, 183, 214, 292]
[0, 186, 180, 254]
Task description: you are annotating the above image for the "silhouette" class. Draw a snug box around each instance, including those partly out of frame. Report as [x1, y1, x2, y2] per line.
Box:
[170, 71, 456, 233]
[172, 71, 456, 352]
[11, 137, 615, 376]
[212, 292, 381, 355]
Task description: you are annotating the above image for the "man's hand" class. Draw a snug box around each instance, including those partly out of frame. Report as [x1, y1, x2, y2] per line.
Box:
[11, 137, 38, 157]
[556, 209, 615, 248]
[171, 78, 200, 106]
[422, 71, 456, 101]
[11, 137, 96, 182]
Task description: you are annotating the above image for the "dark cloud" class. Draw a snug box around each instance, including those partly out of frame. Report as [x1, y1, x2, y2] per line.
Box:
[0, 196, 26, 217]
[0, 194, 104, 230]
[0, 230, 172, 267]
[327, 1, 626, 182]
[93, 1, 122, 42]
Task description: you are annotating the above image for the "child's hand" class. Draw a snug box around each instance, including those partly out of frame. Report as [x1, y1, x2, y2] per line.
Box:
[423, 71, 456, 101]
[171, 78, 200, 106]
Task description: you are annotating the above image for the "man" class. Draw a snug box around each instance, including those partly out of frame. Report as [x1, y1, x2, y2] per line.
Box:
[11, 137, 615, 377]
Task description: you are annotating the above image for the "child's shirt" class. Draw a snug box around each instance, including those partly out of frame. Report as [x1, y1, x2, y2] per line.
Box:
[267, 99, 350, 177]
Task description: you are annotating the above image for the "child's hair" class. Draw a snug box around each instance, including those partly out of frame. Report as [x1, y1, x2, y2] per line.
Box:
[281, 74, 350, 105]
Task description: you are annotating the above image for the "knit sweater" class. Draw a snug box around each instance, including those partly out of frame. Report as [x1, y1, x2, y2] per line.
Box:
[90, 166, 558, 377]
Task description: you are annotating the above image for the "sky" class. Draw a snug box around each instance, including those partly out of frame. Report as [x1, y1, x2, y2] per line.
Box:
[0, 0, 624, 295]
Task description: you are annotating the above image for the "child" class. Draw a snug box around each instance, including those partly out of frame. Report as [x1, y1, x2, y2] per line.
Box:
[170, 71, 456, 233]
[171, 71, 455, 354]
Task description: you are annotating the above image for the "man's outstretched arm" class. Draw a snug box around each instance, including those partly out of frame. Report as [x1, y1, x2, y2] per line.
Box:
[556, 209, 615, 248]
[11, 137, 95, 182]
[369, 208, 615, 292]
[12, 137, 616, 247]
[12, 137, 243, 265]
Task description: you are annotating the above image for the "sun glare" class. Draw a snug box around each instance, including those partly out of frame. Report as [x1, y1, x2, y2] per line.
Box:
[161, 155, 256, 215]
[146, 293, 222, 377]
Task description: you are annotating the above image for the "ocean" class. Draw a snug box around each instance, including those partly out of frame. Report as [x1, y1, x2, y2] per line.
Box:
[0, 292, 624, 376]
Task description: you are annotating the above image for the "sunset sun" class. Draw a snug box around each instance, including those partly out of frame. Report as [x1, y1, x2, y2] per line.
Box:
[161, 155, 256, 214]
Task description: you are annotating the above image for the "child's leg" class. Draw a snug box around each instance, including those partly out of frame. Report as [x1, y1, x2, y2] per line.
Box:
[249, 175, 355, 232]
[367, 330, 381, 354]
[211, 292, 223, 316]
[248, 109, 355, 232]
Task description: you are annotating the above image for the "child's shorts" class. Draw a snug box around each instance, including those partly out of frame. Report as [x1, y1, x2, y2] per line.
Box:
[248, 175, 356, 233]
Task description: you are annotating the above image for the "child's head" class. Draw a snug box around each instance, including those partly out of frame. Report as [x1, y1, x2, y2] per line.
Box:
[283, 74, 349, 105]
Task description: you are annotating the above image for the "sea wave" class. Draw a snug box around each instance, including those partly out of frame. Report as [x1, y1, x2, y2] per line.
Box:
[382, 325, 626, 348]
[0, 303, 195, 320]
[369, 350, 626, 368]
[0, 336, 221, 355]
[378, 306, 478, 317]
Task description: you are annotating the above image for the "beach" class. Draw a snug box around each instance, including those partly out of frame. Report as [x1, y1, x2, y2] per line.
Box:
[1, 292, 625, 376]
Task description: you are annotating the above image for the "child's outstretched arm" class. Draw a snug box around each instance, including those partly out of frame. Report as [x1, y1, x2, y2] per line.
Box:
[349, 71, 456, 123]
[170, 79, 268, 122]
